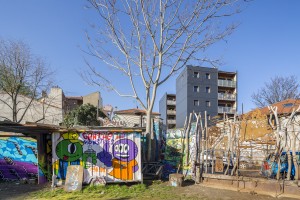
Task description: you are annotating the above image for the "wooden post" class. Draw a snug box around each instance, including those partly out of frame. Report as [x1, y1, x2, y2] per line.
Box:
[185, 113, 192, 168]
[179, 116, 187, 174]
[200, 113, 205, 182]
[205, 111, 208, 173]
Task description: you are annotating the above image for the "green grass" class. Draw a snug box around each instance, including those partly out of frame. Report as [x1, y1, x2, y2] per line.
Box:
[26, 181, 195, 200]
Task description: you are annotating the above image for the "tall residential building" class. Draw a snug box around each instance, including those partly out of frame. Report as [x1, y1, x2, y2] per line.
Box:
[159, 93, 176, 129]
[176, 66, 237, 128]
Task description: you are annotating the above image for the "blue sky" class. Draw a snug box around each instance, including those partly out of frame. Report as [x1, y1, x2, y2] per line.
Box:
[0, 0, 299, 113]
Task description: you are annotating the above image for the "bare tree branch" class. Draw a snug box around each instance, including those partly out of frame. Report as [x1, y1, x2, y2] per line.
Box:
[0, 39, 53, 123]
[84, 0, 244, 161]
[252, 75, 300, 108]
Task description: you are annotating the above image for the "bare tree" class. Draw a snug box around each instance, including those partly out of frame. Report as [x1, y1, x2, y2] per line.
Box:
[252, 76, 300, 108]
[84, 0, 243, 161]
[0, 39, 53, 123]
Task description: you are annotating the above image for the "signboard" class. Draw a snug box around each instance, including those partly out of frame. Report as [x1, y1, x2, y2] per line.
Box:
[64, 165, 83, 192]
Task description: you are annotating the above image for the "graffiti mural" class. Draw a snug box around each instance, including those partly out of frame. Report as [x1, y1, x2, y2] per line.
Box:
[163, 123, 197, 178]
[163, 129, 184, 177]
[0, 133, 38, 181]
[53, 131, 142, 183]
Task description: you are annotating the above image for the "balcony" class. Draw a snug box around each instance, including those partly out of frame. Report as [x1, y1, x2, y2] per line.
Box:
[218, 93, 236, 101]
[167, 119, 176, 124]
[218, 106, 236, 114]
[167, 100, 176, 105]
[218, 80, 236, 88]
[167, 110, 176, 115]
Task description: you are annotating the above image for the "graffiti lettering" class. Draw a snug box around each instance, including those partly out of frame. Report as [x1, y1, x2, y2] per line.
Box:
[82, 132, 113, 141]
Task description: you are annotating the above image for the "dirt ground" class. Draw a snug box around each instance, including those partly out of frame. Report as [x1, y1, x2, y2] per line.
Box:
[0, 181, 297, 200]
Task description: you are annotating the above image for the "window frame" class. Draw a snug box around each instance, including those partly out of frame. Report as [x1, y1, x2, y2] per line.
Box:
[206, 73, 210, 79]
[206, 101, 211, 107]
[205, 86, 211, 93]
[193, 71, 200, 78]
[193, 85, 199, 92]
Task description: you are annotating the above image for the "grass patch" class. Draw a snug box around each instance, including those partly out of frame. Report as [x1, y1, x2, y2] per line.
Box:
[26, 181, 198, 200]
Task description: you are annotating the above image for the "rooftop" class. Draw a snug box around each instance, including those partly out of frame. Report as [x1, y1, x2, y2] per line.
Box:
[114, 108, 160, 116]
[249, 99, 300, 116]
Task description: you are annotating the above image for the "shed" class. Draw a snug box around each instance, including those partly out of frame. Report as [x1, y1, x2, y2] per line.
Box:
[52, 127, 143, 184]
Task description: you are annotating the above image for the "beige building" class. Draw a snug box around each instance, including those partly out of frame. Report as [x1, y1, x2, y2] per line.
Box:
[0, 87, 103, 125]
[64, 91, 103, 114]
[0, 87, 64, 125]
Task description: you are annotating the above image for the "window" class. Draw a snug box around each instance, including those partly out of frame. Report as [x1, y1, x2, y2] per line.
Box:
[207, 114, 211, 120]
[206, 101, 211, 107]
[206, 87, 210, 93]
[206, 73, 210, 79]
[194, 100, 199, 106]
[283, 103, 294, 107]
[193, 86, 199, 92]
[194, 72, 199, 78]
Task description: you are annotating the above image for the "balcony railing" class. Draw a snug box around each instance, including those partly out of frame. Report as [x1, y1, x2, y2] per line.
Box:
[218, 80, 236, 88]
[218, 106, 236, 114]
[167, 110, 176, 115]
[167, 100, 176, 105]
[218, 93, 236, 101]
[167, 119, 176, 124]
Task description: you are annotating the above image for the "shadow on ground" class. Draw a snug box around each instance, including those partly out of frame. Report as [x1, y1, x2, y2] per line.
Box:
[0, 181, 49, 200]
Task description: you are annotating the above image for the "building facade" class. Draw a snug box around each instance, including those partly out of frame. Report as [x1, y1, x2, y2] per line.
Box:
[176, 66, 237, 128]
[159, 93, 176, 129]
[113, 108, 160, 127]
[0, 87, 64, 125]
[0, 86, 104, 126]
[64, 91, 103, 114]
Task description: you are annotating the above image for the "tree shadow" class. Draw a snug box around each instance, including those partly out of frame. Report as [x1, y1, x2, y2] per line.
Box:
[0, 181, 49, 200]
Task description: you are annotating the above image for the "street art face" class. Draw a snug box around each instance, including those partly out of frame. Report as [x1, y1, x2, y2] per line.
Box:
[112, 139, 138, 162]
[53, 132, 141, 183]
[56, 140, 83, 162]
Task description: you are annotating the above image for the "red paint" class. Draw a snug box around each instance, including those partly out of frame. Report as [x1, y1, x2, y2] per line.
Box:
[82, 132, 113, 141]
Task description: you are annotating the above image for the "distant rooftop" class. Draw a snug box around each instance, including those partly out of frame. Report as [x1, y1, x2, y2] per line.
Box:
[114, 108, 160, 116]
[65, 96, 83, 100]
[250, 99, 300, 115]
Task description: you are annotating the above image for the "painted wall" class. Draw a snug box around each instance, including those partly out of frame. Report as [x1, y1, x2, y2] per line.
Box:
[52, 131, 142, 183]
[0, 132, 38, 181]
[163, 123, 197, 178]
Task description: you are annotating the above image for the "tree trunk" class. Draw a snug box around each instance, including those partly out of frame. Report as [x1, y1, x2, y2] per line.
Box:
[292, 125, 298, 180]
[287, 148, 292, 180]
[146, 110, 152, 162]
[12, 97, 17, 122]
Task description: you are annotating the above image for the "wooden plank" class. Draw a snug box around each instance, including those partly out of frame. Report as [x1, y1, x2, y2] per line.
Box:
[202, 173, 238, 180]
[64, 165, 83, 192]
[215, 159, 224, 173]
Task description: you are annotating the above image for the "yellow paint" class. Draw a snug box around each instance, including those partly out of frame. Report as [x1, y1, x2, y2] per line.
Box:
[62, 132, 83, 145]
